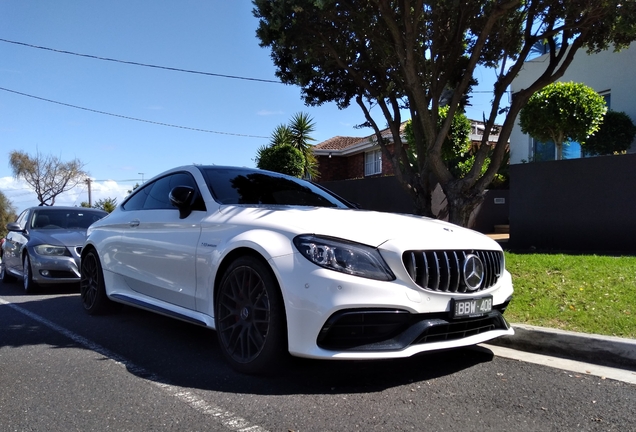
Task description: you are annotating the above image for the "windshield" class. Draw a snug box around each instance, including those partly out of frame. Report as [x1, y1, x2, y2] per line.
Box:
[29, 209, 107, 230]
[199, 167, 351, 208]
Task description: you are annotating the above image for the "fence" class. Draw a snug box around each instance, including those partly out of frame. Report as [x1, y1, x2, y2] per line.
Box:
[509, 153, 636, 252]
[319, 176, 509, 233]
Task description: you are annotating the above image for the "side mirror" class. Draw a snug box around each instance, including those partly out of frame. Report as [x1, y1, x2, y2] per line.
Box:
[6, 222, 22, 232]
[169, 186, 196, 219]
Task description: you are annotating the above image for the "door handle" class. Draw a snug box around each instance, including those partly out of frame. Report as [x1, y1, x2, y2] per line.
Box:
[129, 219, 140, 228]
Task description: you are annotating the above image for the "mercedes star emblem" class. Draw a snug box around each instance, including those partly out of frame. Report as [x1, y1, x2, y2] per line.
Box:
[463, 254, 485, 291]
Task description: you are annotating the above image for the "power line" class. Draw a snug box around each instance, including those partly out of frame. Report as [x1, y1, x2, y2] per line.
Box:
[0, 38, 504, 93]
[0, 86, 269, 139]
[0, 38, 282, 84]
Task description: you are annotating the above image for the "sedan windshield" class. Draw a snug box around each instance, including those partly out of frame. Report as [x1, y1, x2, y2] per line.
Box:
[29, 209, 107, 230]
[199, 167, 351, 208]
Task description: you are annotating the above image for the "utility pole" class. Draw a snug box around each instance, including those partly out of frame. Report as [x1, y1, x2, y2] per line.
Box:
[85, 178, 92, 207]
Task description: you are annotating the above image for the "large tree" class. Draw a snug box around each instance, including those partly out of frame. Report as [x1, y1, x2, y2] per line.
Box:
[9, 150, 88, 206]
[519, 81, 607, 160]
[253, 0, 636, 226]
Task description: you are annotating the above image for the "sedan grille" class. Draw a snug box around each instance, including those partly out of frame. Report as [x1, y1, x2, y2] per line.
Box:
[403, 250, 503, 293]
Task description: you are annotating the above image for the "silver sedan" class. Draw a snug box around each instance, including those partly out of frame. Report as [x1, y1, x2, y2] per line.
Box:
[1, 206, 107, 293]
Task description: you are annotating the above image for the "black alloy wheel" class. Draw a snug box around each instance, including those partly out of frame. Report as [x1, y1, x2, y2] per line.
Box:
[80, 249, 115, 315]
[215, 256, 287, 374]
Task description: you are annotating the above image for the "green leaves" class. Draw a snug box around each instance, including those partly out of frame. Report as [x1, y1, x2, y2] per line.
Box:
[519, 82, 607, 159]
[255, 144, 305, 178]
[254, 0, 636, 223]
[255, 112, 318, 178]
[584, 110, 636, 156]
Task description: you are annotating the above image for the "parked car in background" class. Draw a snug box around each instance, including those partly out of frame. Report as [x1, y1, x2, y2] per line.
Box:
[1, 206, 108, 292]
[81, 165, 514, 374]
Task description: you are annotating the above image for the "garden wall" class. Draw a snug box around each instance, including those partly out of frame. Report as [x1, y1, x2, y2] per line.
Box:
[509, 153, 636, 252]
[320, 176, 509, 233]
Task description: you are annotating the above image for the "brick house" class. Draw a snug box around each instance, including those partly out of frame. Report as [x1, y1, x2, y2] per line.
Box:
[313, 121, 501, 182]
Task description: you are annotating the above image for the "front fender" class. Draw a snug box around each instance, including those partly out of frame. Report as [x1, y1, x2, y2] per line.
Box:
[195, 228, 295, 317]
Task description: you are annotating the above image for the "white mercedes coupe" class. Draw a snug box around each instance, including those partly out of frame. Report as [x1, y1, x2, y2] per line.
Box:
[80, 165, 514, 373]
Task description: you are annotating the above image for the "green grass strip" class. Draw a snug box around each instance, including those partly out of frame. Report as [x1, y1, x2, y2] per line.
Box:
[504, 252, 636, 338]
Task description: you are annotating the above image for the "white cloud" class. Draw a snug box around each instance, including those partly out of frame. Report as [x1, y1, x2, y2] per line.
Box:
[257, 110, 285, 116]
[1, 176, 133, 212]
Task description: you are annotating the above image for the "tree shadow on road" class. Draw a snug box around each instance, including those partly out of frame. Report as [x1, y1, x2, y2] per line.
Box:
[1, 281, 496, 396]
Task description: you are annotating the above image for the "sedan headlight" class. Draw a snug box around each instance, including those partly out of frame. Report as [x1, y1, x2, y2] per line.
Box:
[34, 244, 71, 257]
[293, 235, 395, 281]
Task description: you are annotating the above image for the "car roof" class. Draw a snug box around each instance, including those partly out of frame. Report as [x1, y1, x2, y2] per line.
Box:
[27, 206, 108, 214]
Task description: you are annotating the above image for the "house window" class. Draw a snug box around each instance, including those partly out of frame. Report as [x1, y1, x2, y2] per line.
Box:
[600, 91, 611, 108]
[532, 139, 582, 161]
[365, 150, 382, 176]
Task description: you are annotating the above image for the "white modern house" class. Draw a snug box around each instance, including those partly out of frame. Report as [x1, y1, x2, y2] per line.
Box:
[509, 43, 636, 164]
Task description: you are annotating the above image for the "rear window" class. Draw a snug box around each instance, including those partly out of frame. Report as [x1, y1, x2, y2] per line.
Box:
[199, 167, 350, 208]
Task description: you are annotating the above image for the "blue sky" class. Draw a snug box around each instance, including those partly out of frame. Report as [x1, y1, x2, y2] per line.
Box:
[0, 1, 502, 213]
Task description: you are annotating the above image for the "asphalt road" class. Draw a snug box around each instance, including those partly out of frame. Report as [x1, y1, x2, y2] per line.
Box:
[1, 280, 635, 432]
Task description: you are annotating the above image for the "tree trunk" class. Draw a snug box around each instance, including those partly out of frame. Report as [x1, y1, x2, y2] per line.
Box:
[445, 185, 485, 228]
[412, 188, 434, 218]
[406, 170, 437, 218]
[555, 142, 564, 160]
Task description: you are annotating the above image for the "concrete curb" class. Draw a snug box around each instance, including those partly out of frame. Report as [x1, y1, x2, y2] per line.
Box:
[489, 323, 636, 372]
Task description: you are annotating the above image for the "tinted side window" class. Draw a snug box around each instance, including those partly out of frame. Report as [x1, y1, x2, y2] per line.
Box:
[122, 172, 199, 211]
[16, 210, 28, 230]
[144, 173, 197, 210]
[201, 168, 348, 208]
[122, 184, 151, 210]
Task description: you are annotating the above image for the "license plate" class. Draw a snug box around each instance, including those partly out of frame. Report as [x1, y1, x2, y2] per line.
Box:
[451, 296, 493, 318]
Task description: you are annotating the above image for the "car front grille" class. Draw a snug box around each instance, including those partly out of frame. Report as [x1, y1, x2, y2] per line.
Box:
[403, 250, 504, 293]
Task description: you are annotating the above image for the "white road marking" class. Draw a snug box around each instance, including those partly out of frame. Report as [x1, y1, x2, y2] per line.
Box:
[0, 298, 269, 432]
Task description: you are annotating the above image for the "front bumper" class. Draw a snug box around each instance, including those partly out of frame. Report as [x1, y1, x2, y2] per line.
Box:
[270, 252, 515, 360]
[29, 253, 81, 285]
[317, 304, 511, 351]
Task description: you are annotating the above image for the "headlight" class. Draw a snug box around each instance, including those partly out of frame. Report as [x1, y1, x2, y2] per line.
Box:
[34, 244, 70, 257]
[293, 235, 395, 281]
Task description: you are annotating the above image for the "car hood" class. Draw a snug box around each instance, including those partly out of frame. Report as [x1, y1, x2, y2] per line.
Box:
[216, 206, 499, 251]
[30, 229, 88, 247]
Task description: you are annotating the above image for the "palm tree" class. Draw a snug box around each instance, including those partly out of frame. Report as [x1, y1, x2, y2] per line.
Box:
[270, 124, 294, 147]
[255, 124, 293, 168]
[289, 112, 319, 179]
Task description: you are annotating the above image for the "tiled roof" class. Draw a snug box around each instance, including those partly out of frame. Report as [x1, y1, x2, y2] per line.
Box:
[314, 136, 366, 150]
[314, 120, 502, 154]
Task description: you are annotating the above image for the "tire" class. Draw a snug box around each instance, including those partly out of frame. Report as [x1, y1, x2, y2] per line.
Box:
[215, 256, 288, 374]
[80, 249, 116, 315]
[23, 255, 38, 294]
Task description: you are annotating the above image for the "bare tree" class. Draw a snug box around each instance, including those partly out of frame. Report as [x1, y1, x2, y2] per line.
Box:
[9, 150, 88, 206]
